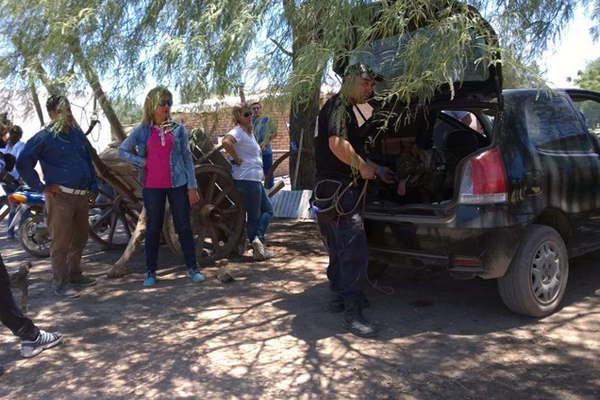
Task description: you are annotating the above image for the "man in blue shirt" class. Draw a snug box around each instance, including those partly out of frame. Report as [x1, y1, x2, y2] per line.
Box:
[251, 101, 278, 189]
[17, 95, 98, 298]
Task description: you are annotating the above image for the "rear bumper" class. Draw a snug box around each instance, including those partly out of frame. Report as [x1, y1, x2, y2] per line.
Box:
[363, 204, 529, 279]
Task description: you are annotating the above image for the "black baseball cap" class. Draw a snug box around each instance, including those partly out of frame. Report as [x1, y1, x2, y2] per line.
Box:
[343, 63, 383, 81]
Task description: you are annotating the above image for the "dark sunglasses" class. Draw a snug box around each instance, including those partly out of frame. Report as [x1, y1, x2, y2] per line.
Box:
[243, 111, 253, 118]
[159, 98, 173, 107]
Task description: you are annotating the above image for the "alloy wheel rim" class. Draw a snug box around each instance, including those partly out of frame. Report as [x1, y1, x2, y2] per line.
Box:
[530, 241, 562, 305]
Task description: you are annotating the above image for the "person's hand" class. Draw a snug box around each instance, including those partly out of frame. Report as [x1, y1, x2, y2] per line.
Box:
[358, 160, 378, 180]
[43, 184, 61, 197]
[375, 166, 395, 184]
[188, 189, 200, 206]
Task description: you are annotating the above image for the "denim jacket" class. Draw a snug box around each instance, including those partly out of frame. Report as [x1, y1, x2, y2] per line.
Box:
[118, 122, 198, 189]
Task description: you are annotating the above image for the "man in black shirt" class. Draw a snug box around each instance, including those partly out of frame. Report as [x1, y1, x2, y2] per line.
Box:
[313, 63, 393, 338]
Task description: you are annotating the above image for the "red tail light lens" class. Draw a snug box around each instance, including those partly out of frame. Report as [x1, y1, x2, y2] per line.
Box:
[459, 147, 508, 204]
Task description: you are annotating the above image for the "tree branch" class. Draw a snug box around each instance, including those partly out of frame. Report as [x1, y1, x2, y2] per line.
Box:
[269, 37, 293, 57]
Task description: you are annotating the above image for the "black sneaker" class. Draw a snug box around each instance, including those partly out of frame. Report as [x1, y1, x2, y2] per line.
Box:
[20, 330, 63, 358]
[344, 302, 378, 338]
[71, 276, 97, 288]
[54, 284, 80, 298]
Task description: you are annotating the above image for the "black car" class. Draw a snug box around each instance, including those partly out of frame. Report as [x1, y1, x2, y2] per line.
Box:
[362, 88, 600, 317]
[335, 4, 600, 317]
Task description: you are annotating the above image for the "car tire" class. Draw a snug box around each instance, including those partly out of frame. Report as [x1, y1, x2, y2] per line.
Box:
[497, 224, 568, 318]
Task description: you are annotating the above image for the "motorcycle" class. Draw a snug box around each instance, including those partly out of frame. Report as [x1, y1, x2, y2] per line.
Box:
[7, 189, 51, 257]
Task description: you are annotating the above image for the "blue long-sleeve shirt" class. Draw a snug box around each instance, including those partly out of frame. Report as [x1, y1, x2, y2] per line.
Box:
[17, 125, 98, 193]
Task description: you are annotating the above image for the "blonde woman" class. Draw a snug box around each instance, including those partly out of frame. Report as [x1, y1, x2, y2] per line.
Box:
[222, 103, 273, 260]
[119, 87, 203, 286]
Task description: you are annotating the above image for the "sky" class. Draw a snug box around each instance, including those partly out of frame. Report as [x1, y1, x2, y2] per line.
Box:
[541, 5, 599, 87]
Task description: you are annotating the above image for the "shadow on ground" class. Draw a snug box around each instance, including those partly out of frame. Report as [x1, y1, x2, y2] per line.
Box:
[1, 220, 599, 399]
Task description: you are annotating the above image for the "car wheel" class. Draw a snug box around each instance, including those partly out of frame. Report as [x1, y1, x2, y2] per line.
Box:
[497, 224, 568, 318]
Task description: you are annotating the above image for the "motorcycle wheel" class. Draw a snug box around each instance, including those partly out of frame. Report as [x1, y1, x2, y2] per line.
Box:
[19, 212, 51, 258]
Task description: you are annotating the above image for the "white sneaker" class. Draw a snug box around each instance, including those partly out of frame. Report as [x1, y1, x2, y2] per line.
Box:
[251, 237, 267, 260]
[21, 330, 63, 358]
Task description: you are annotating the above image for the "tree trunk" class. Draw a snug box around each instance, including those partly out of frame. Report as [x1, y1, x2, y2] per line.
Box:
[288, 82, 320, 189]
[283, 0, 324, 190]
[68, 37, 127, 143]
[29, 81, 45, 127]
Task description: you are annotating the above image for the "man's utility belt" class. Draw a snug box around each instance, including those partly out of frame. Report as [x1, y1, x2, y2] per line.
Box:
[58, 185, 89, 196]
[311, 178, 368, 219]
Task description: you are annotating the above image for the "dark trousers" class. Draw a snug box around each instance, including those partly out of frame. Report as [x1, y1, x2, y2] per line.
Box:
[234, 180, 273, 243]
[143, 185, 197, 273]
[262, 151, 274, 189]
[315, 186, 369, 301]
[0, 255, 38, 341]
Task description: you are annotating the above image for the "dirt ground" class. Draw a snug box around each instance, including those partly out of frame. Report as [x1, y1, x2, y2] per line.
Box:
[1, 219, 599, 399]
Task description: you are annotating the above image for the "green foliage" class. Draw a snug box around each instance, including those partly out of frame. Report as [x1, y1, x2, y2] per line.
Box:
[109, 95, 143, 125]
[572, 57, 600, 91]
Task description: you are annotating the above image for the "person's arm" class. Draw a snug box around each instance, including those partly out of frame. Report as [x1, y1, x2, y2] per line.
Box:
[222, 134, 242, 166]
[16, 132, 46, 192]
[118, 126, 145, 168]
[326, 101, 393, 182]
[180, 127, 198, 189]
[82, 135, 99, 193]
[260, 117, 278, 150]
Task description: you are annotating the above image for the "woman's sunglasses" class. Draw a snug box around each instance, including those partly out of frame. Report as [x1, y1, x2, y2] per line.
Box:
[243, 111, 252, 118]
[159, 98, 173, 107]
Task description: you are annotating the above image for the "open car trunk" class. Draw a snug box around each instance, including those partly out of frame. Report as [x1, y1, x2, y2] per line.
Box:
[362, 101, 499, 216]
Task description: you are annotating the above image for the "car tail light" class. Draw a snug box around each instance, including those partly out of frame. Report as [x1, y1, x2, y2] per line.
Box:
[7, 193, 28, 204]
[458, 147, 508, 204]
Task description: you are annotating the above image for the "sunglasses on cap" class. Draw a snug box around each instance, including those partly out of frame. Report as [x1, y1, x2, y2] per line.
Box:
[159, 98, 173, 107]
[243, 111, 253, 118]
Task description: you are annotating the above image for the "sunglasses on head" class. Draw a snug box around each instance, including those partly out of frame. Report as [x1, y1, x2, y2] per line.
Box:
[243, 111, 253, 118]
[159, 98, 173, 107]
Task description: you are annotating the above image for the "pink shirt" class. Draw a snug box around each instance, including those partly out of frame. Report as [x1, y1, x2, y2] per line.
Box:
[144, 126, 173, 188]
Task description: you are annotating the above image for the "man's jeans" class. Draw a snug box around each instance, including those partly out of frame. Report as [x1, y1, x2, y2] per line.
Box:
[0, 254, 39, 341]
[315, 186, 369, 301]
[143, 185, 197, 273]
[234, 180, 273, 243]
[46, 192, 89, 285]
[262, 151, 274, 189]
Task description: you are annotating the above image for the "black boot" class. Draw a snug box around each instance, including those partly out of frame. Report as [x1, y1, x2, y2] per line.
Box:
[344, 300, 378, 338]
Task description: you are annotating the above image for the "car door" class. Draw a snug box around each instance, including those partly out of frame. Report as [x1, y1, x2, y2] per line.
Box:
[566, 89, 600, 253]
[525, 91, 600, 255]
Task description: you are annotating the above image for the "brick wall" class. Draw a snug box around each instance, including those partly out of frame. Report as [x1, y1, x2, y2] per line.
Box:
[173, 102, 291, 177]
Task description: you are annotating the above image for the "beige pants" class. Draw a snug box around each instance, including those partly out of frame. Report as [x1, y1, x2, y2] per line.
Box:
[46, 192, 89, 285]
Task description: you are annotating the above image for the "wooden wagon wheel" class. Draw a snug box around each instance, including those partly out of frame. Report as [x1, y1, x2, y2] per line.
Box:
[88, 177, 141, 249]
[163, 165, 245, 263]
[263, 150, 292, 187]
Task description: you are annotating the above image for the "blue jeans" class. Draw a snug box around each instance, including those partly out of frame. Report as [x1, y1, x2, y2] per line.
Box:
[143, 185, 197, 274]
[315, 185, 368, 301]
[234, 180, 273, 243]
[262, 151, 274, 189]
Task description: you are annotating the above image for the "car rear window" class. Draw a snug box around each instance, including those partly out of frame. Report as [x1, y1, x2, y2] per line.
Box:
[525, 94, 593, 153]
